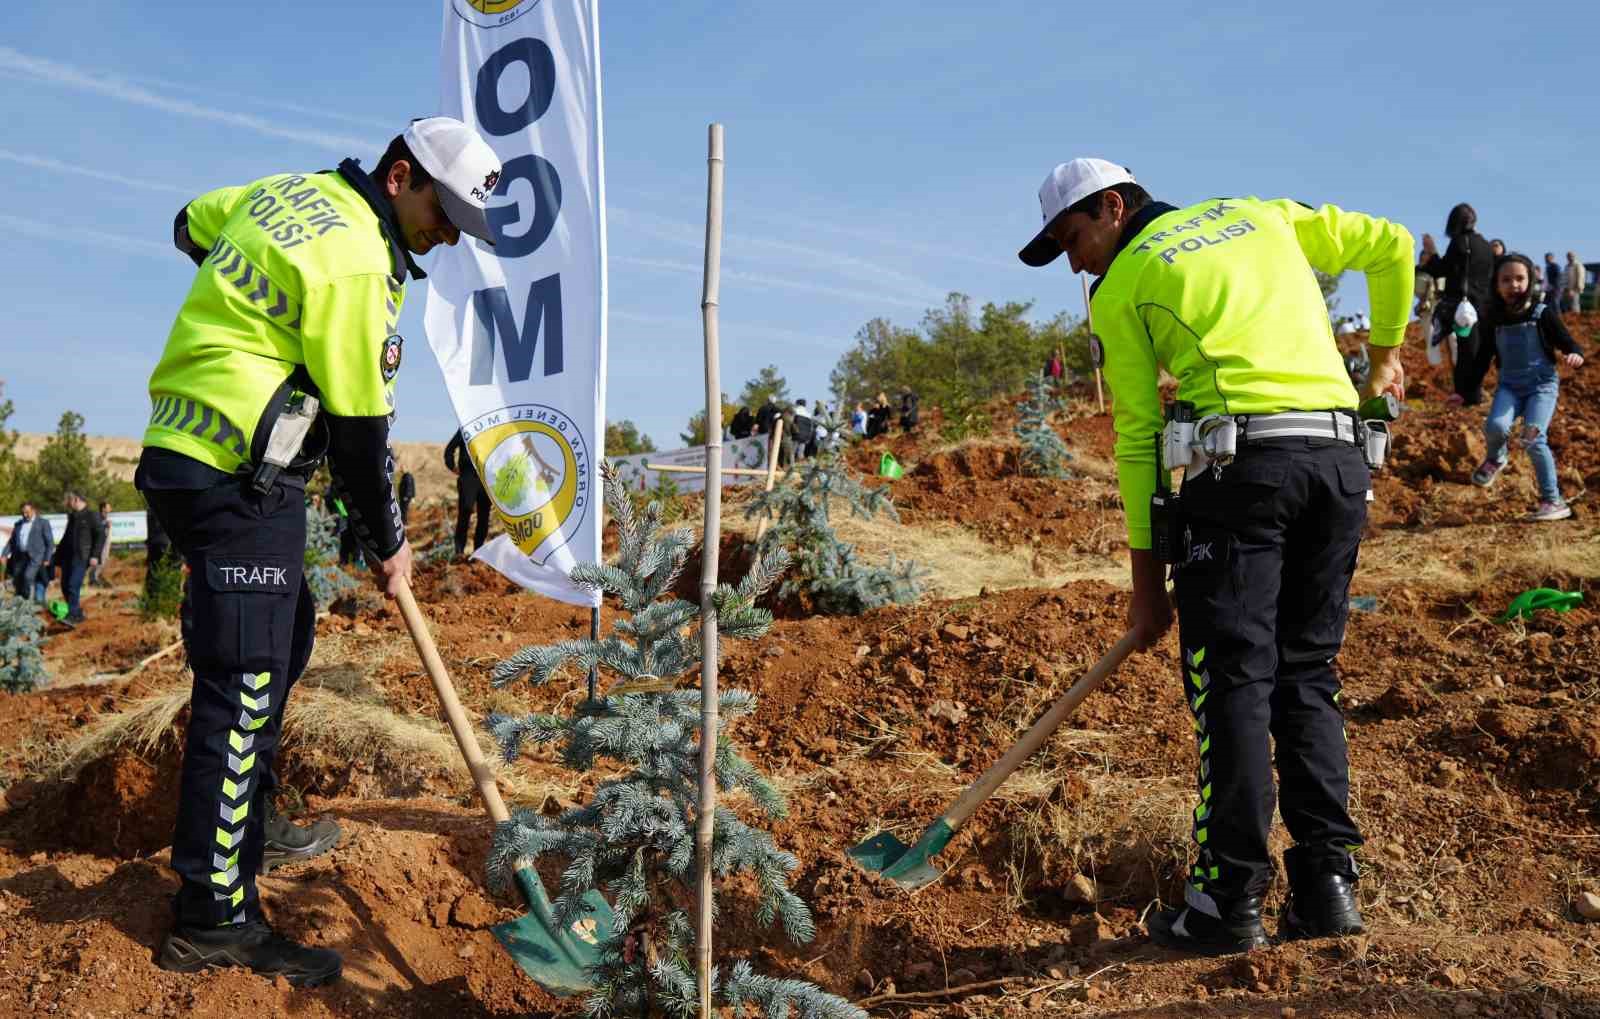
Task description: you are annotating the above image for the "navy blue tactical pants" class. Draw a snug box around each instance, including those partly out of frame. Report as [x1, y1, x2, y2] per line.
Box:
[143, 476, 315, 928]
[1172, 438, 1367, 911]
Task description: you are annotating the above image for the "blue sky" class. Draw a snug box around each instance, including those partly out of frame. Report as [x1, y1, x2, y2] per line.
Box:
[3, 1, 1597, 450]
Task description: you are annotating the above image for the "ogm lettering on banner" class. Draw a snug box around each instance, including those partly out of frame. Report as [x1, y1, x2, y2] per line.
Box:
[453, 0, 543, 29]
[467, 33, 566, 388]
[463, 404, 589, 562]
[470, 274, 562, 384]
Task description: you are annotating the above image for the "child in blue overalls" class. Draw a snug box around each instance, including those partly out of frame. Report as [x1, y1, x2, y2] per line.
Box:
[1465, 253, 1585, 521]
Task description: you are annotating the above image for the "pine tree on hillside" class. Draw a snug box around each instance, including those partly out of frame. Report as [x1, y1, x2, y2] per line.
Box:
[1014, 374, 1072, 479]
[744, 450, 925, 615]
[0, 596, 48, 693]
[486, 470, 863, 1019]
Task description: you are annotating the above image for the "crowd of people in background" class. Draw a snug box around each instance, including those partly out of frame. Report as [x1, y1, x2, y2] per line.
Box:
[725, 389, 920, 467]
[1, 492, 107, 625]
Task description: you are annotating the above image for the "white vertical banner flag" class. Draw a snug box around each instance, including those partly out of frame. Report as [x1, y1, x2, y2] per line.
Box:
[424, 0, 606, 607]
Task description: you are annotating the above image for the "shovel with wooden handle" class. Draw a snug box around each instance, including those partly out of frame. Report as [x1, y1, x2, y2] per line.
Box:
[848, 631, 1140, 889]
[394, 579, 613, 995]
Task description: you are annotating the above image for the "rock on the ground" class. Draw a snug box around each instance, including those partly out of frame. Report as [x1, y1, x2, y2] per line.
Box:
[1064, 873, 1097, 904]
[1575, 891, 1600, 921]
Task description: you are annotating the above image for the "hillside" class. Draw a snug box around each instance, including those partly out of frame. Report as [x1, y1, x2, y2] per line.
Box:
[2, 316, 1598, 1017]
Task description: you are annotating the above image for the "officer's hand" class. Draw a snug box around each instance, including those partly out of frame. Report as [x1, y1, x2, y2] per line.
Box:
[1128, 550, 1173, 650]
[375, 540, 413, 600]
[1363, 345, 1406, 403]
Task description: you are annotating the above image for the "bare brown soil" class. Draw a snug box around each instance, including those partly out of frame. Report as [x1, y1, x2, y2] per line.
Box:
[4, 317, 1600, 1017]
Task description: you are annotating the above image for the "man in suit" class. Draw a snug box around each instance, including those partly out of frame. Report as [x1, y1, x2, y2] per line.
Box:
[3, 501, 55, 601]
[52, 491, 105, 625]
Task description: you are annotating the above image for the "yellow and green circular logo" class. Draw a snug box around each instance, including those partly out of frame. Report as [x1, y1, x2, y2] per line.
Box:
[453, 0, 541, 28]
[463, 404, 591, 563]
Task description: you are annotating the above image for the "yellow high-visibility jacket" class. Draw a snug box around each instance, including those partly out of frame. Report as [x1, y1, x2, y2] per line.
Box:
[1090, 197, 1413, 548]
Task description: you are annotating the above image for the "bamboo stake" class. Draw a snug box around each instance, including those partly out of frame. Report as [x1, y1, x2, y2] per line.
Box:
[1082, 274, 1103, 413]
[753, 418, 783, 542]
[695, 121, 725, 1018]
[642, 462, 770, 477]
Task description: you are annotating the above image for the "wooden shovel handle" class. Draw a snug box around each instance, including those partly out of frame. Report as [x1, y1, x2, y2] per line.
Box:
[943, 630, 1140, 830]
[395, 579, 511, 826]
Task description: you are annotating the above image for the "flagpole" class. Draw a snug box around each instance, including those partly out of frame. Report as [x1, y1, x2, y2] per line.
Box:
[694, 122, 725, 1017]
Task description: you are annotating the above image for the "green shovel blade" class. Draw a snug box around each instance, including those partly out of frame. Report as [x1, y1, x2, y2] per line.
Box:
[492, 866, 615, 996]
[847, 819, 955, 890]
[1500, 587, 1583, 622]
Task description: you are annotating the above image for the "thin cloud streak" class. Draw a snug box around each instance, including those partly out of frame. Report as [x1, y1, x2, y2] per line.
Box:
[0, 47, 381, 154]
[612, 206, 947, 302]
[122, 71, 396, 133]
[613, 255, 930, 310]
[0, 214, 171, 260]
[0, 149, 194, 195]
[611, 308, 841, 350]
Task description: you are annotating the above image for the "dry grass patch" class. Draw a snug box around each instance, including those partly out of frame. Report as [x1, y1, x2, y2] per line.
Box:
[38, 669, 580, 807]
[1356, 522, 1600, 597]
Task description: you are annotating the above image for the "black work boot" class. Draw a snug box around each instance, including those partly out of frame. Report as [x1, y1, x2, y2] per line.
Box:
[261, 804, 341, 874]
[1147, 896, 1269, 956]
[1280, 846, 1365, 939]
[158, 919, 342, 987]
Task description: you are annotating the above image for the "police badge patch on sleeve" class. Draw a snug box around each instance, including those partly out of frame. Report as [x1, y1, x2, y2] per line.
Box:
[381, 334, 404, 381]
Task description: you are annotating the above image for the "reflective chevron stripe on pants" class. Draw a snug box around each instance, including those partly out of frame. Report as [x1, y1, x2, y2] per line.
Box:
[142, 473, 315, 928]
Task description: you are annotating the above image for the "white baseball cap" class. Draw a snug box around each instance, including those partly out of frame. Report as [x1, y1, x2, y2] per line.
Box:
[403, 117, 502, 246]
[1018, 158, 1137, 267]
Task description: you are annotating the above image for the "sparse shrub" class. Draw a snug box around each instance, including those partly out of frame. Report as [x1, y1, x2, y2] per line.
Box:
[138, 548, 185, 621]
[745, 450, 924, 615]
[485, 471, 861, 1019]
[304, 504, 356, 607]
[1014, 374, 1073, 479]
[0, 595, 47, 693]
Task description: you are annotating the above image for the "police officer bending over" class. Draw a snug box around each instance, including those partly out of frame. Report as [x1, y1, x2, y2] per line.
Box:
[1019, 159, 1409, 955]
[137, 117, 501, 986]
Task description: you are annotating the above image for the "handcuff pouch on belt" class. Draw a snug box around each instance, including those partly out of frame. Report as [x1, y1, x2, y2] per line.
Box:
[250, 389, 327, 494]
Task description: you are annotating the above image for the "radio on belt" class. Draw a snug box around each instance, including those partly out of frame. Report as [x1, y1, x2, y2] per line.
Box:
[1149, 401, 1191, 564]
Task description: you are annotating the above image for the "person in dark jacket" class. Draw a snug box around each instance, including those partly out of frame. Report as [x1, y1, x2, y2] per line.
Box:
[397, 471, 416, 526]
[866, 392, 892, 438]
[729, 405, 755, 440]
[754, 396, 779, 437]
[1462, 253, 1585, 521]
[1418, 203, 1494, 405]
[444, 431, 491, 557]
[52, 491, 105, 624]
[3, 501, 54, 602]
[89, 501, 114, 587]
[898, 389, 920, 432]
[1543, 253, 1562, 309]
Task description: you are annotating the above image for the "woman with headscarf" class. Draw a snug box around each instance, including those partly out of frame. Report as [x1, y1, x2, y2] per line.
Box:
[1418, 203, 1495, 405]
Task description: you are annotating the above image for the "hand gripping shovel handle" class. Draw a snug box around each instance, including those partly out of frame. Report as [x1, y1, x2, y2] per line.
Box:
[940, 630, 1140, 832]
[394, 579, 511, 825]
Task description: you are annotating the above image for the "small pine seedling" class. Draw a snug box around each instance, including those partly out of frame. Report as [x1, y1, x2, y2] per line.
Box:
[1014, 374, 1072, 479]
[485, 468, 863, 1019]
[745, 449, 925, 615]
[304, 503, 356, 607]
[0, 595, 48, 693]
